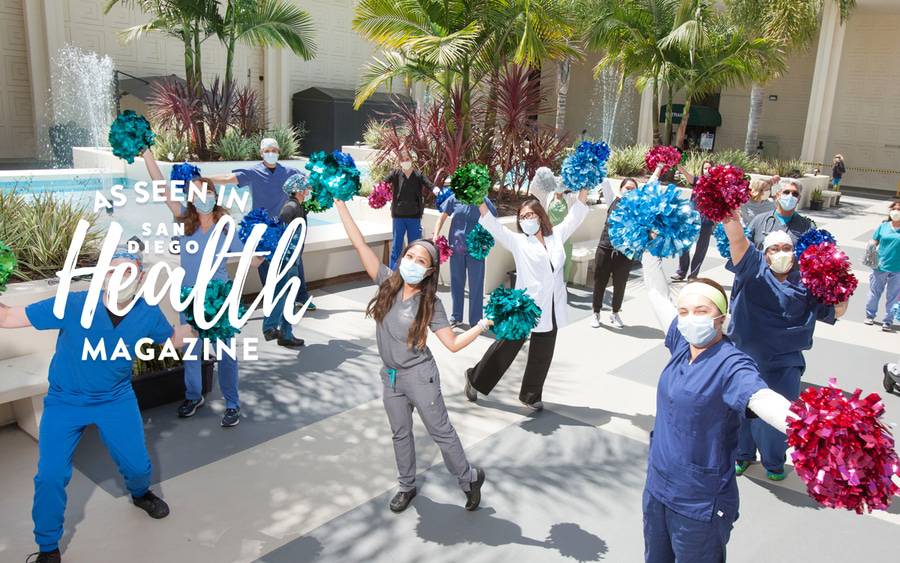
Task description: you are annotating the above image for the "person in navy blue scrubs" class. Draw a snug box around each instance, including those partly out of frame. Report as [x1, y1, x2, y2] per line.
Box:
[0, 251, 193, 563]
[721, 214, 847, 480]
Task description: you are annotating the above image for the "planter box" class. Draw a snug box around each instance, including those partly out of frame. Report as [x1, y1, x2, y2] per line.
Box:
[132, 360, 214, 411]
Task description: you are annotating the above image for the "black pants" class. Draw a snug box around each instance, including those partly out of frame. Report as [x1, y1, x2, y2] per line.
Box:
[592, 246, 631, 313]
[468, 307, 557, 405]
[677, 219, 714, 279]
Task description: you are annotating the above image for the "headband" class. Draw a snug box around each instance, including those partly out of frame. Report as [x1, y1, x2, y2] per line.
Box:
[410, 239, 439, 267]
[679, 282, 728, 315]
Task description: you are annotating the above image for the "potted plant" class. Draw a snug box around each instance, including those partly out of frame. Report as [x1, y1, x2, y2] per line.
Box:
[810, 188, 824, 211]
[132, 345, 214, 410]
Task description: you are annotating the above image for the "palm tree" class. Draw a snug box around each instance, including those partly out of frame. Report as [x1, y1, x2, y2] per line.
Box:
[726, 0, 856, 155]
[217, 0, 317, 87]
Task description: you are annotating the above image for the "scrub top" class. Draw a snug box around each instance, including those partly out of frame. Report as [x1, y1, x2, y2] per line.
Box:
[26, 291, 173, 405]
[646, 319, 767, 521]
[178, 213, 245, 287]
[873, 221, 900, 272]
[726, 245, 836, 370]
[233, 162, 300, 217]
[440, 195, 497, 255]
[746, 210, 815, 249]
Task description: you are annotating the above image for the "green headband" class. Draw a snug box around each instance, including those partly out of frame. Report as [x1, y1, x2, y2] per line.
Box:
[679, 282, 728, 315]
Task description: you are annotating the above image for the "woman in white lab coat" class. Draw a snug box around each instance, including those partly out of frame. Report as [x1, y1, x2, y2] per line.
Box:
[463, 190, 589, 410]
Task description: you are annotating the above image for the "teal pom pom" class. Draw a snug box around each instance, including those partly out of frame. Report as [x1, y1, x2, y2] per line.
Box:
[451, 163, 491, 205]
[180, 280, 246, 340]
[305, 150, 360, 204]
[109, 110, 155, 163]
[608, 180, 700, 259]
[484, 287, 542, 340]
[466, 223, 494, 260]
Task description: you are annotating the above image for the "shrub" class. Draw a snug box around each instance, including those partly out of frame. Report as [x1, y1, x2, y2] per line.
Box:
[151, 128, 191, 162]
[607, 144, 650, 178]
[255, 124, 305, 158]
[362, 155, 397, 195]
[0, 191, 102, 282]
[363, 119, 389, 148]
[213, 129, 257, 161]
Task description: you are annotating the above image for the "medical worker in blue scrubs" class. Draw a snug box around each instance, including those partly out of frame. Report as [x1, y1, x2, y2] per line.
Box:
[0, 250, 193, 563]
[721, 212, 847, 481]
[431, 193, 497, 327]
[142, 150, 263, 427]
[640, 252, 797, 563]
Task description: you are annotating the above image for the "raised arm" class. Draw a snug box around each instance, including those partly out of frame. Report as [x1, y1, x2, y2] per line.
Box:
[677, 165, 695, 186]
[334, 200, 381, 281]
[0, 303, 31, 328]
[433, 319, 492, 353]
[649, 163, 664, 184]
[553, 192, 589, 243]
[142, 149, 182, 218]
[723, 209, 750, 265]
[641, 253, 677, 330]
[478, 207, 517, 249]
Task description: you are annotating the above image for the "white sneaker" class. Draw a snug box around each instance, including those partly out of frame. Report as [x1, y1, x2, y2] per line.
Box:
[591, 312, 601, 328]
[609, 313, 624, 328]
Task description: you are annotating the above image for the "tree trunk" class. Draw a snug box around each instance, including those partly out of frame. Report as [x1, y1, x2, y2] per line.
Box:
[182, 29, 195, 91]
[652, 77, 661, 144]
[193, 24, 204, 90]
[675, 98, 691, 149]
[744, 82, 764, 155]
[225, 37, 236, 88]
[555, 57, 571, 131]
[663, 86, 674, 146]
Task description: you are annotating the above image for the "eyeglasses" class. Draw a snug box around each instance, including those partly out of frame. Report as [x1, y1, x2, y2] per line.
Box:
[519, 212, 539, 221]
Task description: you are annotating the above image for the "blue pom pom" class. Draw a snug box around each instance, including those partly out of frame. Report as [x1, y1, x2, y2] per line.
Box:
[713, 223, 752, 260]
[608, 180, 701, 259]
[435, 187, 453, 208]
[561, 150, 607, 191]
[238, 208, 286, 261]
[794, 228, 837, 259]
[465, 224, 494, 260]
[577, 140, 611, 163]
[484, 287, 542, 340]
[170, 162, 201, 184]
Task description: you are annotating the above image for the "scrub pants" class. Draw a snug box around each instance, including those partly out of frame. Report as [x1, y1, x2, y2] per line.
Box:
[262, 257, 303, 339]
[737, 365, 803, 472]
[677, 219, 713, 279]
[183, 338, 240, 410]
[259, 255, 310, 308]
[866, 269, 900, 325]
[381, 362, 477, 492]
[592, 246, 631, 313]
[390, 217, 423, 269]
[643, 489, 735, 563]
[468, 308, 558, 405]
[449, 251, 486, 325]
[34, 393, 151, 552]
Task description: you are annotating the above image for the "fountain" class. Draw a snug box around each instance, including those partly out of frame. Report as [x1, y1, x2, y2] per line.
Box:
[585, 66, 639, 147]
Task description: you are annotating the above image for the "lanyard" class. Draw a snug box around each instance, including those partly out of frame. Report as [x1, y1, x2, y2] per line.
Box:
[386, 368, 397, 390]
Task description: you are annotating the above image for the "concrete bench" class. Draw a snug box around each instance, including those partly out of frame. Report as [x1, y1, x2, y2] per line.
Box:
[0, 352, 52, 440]
[821, 190, 840, 208]
[570, 239, 599, 286]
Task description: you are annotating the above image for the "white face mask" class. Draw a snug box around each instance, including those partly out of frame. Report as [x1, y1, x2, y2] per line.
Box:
[103, 274, 141, 308]
[520, 218, 541, 236]
[400, 160, 413, 172]
[769, 251, 794, 274]
[263, 152, 279, 165]
[890, 210, 900, 222]
[677, 314, 720, 347]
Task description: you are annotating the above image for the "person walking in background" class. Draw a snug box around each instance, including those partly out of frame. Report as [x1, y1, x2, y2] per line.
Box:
[740, 175, 780, 226]
[865, 200, 900, 331]
[832, 154, 846, 191]
[746, 179, 816, 249]
[432, 193, 498, 328]
[386, 147, 435, 268]
[672, 160, 715, 281]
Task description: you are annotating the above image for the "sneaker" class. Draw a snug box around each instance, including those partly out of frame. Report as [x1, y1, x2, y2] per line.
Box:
[277, 336, 305, 349]
[864, 317, 875, 325]
[766, 470, 786, 481]
[464, 370, 478, 402]
[304, 301, 317, 312]
[608, 312, 624, 328]
[176, 396, 204, 418]
[465, 468, 486, 511]
[591, 312, 601, 328]
[882, 323, 893, 333]
[132, 490, 170, 519]
[389, 488, 417, 513]
[450, 319, 462, 329]
[26, 550, 61, 563]
[521, 400, 544, 412]
[263, 328, 280, 341]
[221, 408, 241, 427]
[735, 460, 752, 476]
[884, 363, 897, 394]
[670, 273, 685, 282]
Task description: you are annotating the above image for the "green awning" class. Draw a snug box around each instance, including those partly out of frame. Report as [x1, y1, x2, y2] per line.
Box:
[658, 104, 722, 127]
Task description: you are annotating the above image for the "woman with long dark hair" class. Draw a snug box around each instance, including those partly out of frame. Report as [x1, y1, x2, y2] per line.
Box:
[464, 190, 589, 410]
[333, 198, 489, 514]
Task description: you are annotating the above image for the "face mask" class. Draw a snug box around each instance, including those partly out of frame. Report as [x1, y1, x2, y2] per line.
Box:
[677, 314, 720, 347]
[103, 273, 141, 308]
[778, 194, 798, 212]
[890, 210, 900, 222]
[399, 258, 428, 285]
[400, 161, 413, 172]
[520, 218, 541, 236]
[769, 251, 793, 274]
[263, 152, 279, 165]
[193, 194, 216, 214]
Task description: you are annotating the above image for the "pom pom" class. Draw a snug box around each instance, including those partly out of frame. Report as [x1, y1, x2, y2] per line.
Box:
[435, 235, 453, 264]
[465, 224, 494, 261]
[170, 162, 200, 184]
[561, 142, 608, 191]
[305, 150, 360, 203]
[238, 208, 286, 260]
[451, 163, 491, 205]
[368, 180, 393, 209]
[794, 228, 837, 259]
[108, 110, 155, 163]
[530, 166, 560, 199]
[483, 287, 542, 340]
[892, 301, 900, 323]
[713, 223, 751, 260]
[0, 241, 17, 294]
[282, 173, 309, 196]
[799, 242, 858, 304]
[608, 180, 701, 259]
[691, 165, 750, 222]
[303, 197, 329, 214]
[180, 280, 247, 341]
[787, 378, 900, 513]
[644, 145, 682, 175]
[434, 187, 453, 208]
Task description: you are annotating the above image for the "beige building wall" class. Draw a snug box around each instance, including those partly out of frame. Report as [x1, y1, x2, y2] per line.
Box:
[0, 0, 36, 159]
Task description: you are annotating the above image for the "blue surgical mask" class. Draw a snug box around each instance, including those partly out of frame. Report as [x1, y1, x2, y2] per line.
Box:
[778, 194, 798, 212]
[193, 194, 216, 214]
[263, 152, 279, 165]
[520, 218, 541, 236]
[677, 314, 720, 347]
[399, 258, 428, 285]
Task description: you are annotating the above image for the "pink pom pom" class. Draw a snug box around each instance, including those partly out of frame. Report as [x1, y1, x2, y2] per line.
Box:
[787, 378, 900, 513]
[368, 181, 392, 209]
[644, 145, 682, 175]
[691, 164, 750, 222]
[435, 235, 453, 264]
[799, 243, 858, 304]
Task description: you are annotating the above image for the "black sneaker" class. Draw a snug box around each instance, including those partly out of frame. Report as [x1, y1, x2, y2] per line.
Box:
[884, 363, 897, 394]
[521, 400, 544, 412]
[277, 336, 305, 349]
[132, 491, 170, 519]
[464, 369, 477, 402]
[465, 468, 486, 511]
[389, 488, 417, 513]
[263, 328, 280, 341]
[670, 274, 686, 282]
[26, 550, 61, 563]
[177, 396, 204, 418]
[221, 408, 241, 427]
